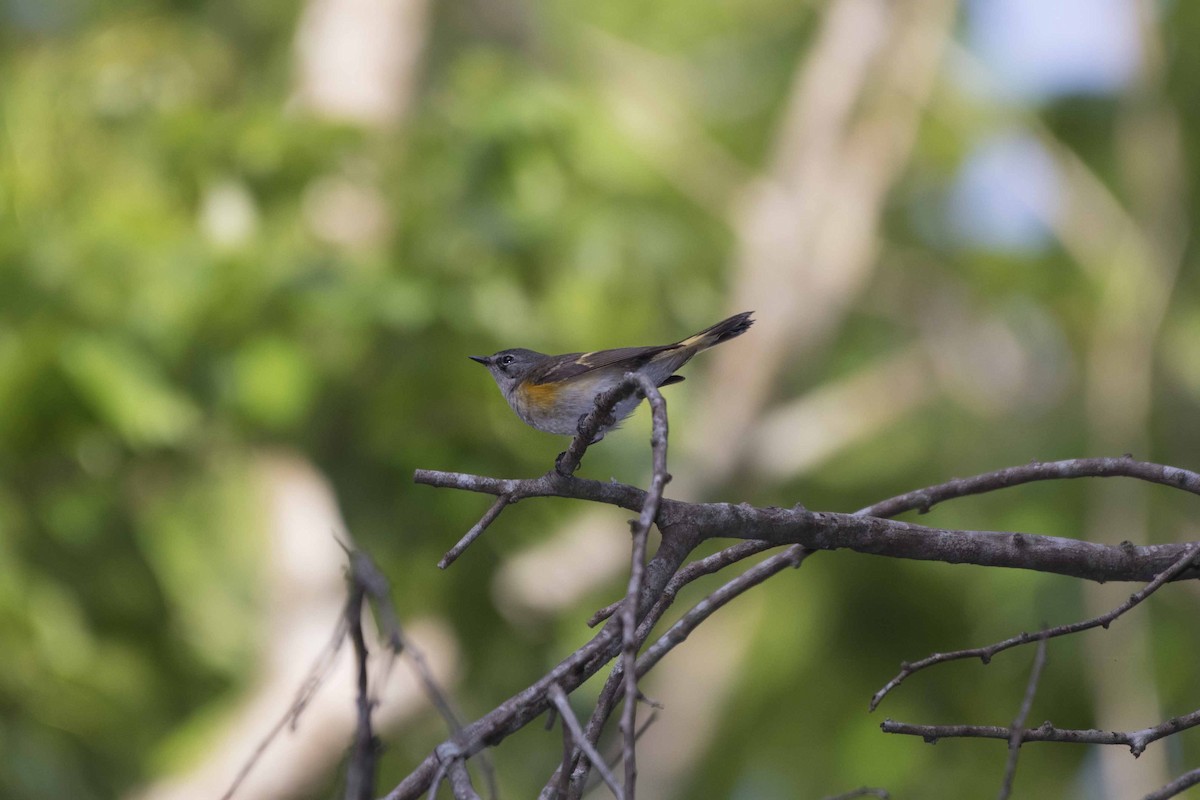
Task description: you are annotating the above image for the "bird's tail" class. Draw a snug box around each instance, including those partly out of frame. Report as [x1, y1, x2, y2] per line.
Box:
[678, 311, 755, 351]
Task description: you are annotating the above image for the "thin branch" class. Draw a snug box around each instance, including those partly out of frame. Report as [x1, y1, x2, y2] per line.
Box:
[386, 527, 702, 800]
[1143, 767, 1200, 800]
[557, 484, 909, 794]
[555, 376, 677, 800]
[553, 703, 572, 800]
[447, 761, 482, 800]
[427, 755, 453, 800]
[618, 374, 669, 800]
[439, 494, 513, 569]
[349, 551, 498, 800]
[559, 545, 811, 798]
[871, 540, 1200, 710]
[880, 706, 1200, 756]
[997, 635, 1048, 800]
[590, 710, 660, 799]
[559, 544, 770, 796]
[548, 684, 625, 800]
[345, 578, 378, 800]
[588, 540, 779, 627]
[637, 546, 810, 674]
[352, 552, 472, 740]
[857, 457, 1200, 518]
[219, 609, 348, 800]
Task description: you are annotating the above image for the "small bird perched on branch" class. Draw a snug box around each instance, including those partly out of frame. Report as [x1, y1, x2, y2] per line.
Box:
[470, 311, 754, 436]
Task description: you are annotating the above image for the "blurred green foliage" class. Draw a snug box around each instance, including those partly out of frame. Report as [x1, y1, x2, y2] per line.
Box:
[3, 1, 1200, 798]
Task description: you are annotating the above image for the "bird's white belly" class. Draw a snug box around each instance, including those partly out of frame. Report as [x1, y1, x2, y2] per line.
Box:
[508, 369, 662, 436]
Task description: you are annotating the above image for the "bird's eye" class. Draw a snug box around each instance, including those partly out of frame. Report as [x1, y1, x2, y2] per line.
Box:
[499, 355, 515, 367]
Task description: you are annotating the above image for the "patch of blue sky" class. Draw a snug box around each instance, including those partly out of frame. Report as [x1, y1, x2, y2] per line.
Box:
[945, 0, 1141, 251]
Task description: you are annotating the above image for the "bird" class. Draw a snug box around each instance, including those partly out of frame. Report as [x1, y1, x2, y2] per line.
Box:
[470, 311, 754, 437]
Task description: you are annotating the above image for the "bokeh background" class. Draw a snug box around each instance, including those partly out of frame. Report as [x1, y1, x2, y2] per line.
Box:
[4, 0, 1200, 797]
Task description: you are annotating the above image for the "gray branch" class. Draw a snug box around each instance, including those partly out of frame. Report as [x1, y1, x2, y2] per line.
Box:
[880, 707, 1200, 756]
[415, 460, 1200, 584]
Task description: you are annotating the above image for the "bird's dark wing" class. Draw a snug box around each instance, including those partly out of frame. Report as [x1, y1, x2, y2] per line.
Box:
[526, 344, 678, 385]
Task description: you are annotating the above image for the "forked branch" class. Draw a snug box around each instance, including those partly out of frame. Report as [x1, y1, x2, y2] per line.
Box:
[399, 380, 1200, 799]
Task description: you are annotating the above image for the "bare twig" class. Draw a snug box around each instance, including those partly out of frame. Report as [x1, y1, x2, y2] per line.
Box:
[588, 711, 660, 798]
[618, 374, 670, 799]
[871, 541, 1200, 710]
[346, 550, 498, 800]
[589, 540, 778, 627]
[857, 457, 1200, 518]
[638, 546, 810, 674]
[548, 684, 624, 800]
[446, 760, 482, 800]
[351, 550, 490, 799]
[558, 540, 752, 794]
[997, 635, 1048, 800]
[224, 548, 478, 800]
[553, 703, 572, 800]
[1143, 767, 1200, 800]
[880, 706, 1200, 756]
[345, 577, 378, 800]
[558, 545, 812, 798]
[386, 526, 703, 800]
[219, 610, 348, 800]
[427, 753, 453, 800]
[351, 552, 473, 745]
[439, 494, 513, 569]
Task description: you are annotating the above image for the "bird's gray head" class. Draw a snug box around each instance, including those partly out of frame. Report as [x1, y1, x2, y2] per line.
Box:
[468, 348, 546, 396]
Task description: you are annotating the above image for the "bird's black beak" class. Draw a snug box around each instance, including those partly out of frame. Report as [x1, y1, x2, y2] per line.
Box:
[468, 355, 490, 365]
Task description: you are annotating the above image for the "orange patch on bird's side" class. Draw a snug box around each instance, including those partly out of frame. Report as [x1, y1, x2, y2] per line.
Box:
[520, 381, 563, 411]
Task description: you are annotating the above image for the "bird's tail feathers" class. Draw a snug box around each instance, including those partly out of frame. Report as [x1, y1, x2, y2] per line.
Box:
[678, 311, 755, 351]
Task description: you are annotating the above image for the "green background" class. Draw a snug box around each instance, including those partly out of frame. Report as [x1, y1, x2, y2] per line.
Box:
[3, 0, 1199, 797]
